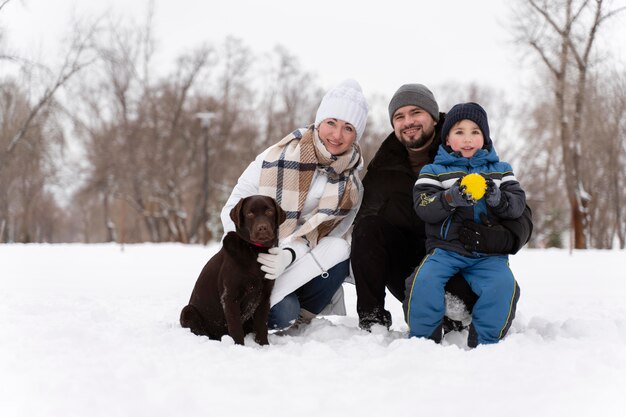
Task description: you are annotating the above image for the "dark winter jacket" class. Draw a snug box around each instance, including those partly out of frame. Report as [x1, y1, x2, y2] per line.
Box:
[355, 114, 533, 255]
[414, 145, 526, 256]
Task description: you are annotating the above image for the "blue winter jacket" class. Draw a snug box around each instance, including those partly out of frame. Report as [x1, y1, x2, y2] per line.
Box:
[413, 145, 526, 256]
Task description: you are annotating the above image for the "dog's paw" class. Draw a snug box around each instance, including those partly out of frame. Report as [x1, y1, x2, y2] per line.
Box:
[254, 334, 270, 346]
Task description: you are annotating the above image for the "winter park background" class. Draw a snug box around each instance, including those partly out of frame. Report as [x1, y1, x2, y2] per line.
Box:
[2, 1, 626, 416]
[1, 243, 625, 417]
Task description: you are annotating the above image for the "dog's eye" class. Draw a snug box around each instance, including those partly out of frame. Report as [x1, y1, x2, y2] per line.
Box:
[266, 209, 274, 216]
[245, 212, 254, 218]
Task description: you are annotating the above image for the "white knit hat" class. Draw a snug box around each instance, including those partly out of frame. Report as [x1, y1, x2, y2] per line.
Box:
[314, 79, 369, 141]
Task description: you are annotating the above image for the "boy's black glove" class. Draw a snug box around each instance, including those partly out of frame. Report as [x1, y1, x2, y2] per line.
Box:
[484, 178, 501, 207]
[459, 213, 514, 253]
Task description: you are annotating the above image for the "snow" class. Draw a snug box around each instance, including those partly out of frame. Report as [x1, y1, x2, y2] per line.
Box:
[1, 243, 625, 417]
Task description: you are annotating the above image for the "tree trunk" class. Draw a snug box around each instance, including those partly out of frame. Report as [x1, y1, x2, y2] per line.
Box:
[102, 192, 116, 242]
[189, 124, 211, 240]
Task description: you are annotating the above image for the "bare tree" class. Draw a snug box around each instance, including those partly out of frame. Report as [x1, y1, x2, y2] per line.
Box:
[69, 8, 224, 244]
[0, 9, 98, 242]
[258, 45, 321, 147]
[512, 0, 626, 248]
[1, 20, 97, 166]
[201, 37, 258, 221]
[584, 69, 626, 248]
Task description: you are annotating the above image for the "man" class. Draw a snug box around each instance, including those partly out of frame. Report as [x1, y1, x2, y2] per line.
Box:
[351, 84, 533, 334]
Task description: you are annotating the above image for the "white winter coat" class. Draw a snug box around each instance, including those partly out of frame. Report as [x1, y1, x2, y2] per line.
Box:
[220, 145, 362, 307]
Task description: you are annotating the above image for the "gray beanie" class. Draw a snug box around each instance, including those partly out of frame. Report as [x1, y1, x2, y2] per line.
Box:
[388, 83, 439, 125]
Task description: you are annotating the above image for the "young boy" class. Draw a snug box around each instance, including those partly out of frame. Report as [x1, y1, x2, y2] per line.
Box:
[405, 102, 526, 347]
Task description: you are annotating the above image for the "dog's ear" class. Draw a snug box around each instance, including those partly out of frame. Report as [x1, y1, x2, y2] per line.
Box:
[273, 198, 287, 226]
[229, 197, 246, 229]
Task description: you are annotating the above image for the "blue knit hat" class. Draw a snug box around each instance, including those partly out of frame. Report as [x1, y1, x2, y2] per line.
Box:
[441, 102, 492, 150]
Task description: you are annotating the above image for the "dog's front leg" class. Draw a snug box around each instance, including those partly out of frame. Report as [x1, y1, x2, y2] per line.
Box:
[252, 281, 274, 346]
[252, 301, 270, 345]
[222, 297, 245, 345]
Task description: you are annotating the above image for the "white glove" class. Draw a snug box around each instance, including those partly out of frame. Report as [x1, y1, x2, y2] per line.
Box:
[257, 248, 293, 280]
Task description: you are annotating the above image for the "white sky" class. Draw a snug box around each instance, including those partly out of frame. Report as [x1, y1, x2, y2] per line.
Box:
[1, 0, 626, 135]
[4, 0, 625, 103]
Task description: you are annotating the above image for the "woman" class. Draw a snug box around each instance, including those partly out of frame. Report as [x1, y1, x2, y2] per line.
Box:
[220, 79, 368, 331]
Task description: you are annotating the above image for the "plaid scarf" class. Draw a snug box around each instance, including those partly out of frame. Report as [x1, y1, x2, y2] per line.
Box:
[259, 125, 363, 246]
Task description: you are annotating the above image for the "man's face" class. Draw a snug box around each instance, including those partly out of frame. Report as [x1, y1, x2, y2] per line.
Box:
[391, 105, 437, 149]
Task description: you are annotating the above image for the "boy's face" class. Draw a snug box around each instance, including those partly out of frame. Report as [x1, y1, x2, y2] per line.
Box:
[445, 119, 485, 158]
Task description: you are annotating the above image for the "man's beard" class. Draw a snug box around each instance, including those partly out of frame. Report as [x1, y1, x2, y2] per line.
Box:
[400, 125, 435, 149]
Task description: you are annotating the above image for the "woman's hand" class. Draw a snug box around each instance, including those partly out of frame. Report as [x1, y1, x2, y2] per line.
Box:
[257, 248, 294, 280]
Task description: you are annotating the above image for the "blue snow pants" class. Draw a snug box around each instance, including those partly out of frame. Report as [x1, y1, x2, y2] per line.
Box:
[406, 248, 518, 345]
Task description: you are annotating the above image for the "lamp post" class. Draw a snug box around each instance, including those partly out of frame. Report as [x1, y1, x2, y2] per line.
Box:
[194, 112, 215, 244]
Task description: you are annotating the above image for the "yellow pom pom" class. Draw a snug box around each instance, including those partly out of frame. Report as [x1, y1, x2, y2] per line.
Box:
[460, 173, 487, 200]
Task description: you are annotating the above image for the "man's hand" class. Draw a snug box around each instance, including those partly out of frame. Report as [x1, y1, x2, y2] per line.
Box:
[257, 248, 293, 280]
[459, 213, 514, 253]
[443, 179, 476, 207]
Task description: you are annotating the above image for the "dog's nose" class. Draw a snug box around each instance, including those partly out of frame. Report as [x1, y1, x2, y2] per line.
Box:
[252, 221, 275, 242]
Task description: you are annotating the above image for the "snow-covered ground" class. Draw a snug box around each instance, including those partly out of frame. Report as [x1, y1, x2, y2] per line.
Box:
[1, 243, 625, 417]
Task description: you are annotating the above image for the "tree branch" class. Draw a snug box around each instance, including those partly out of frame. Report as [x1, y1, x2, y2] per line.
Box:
[6, 26, 98, 153]
[0, 0, 12, 13]
[527, 0, 569, 37]
[530, 39, 560, 75]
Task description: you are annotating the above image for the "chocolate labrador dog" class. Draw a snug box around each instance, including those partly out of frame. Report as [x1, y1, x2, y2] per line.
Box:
[180, 195, 286, 345]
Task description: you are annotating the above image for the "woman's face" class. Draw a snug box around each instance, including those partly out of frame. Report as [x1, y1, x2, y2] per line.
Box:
[317, 118, 357, 155]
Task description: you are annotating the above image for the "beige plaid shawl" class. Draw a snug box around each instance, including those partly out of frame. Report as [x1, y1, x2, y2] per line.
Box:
[259, 126, 363, 246]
